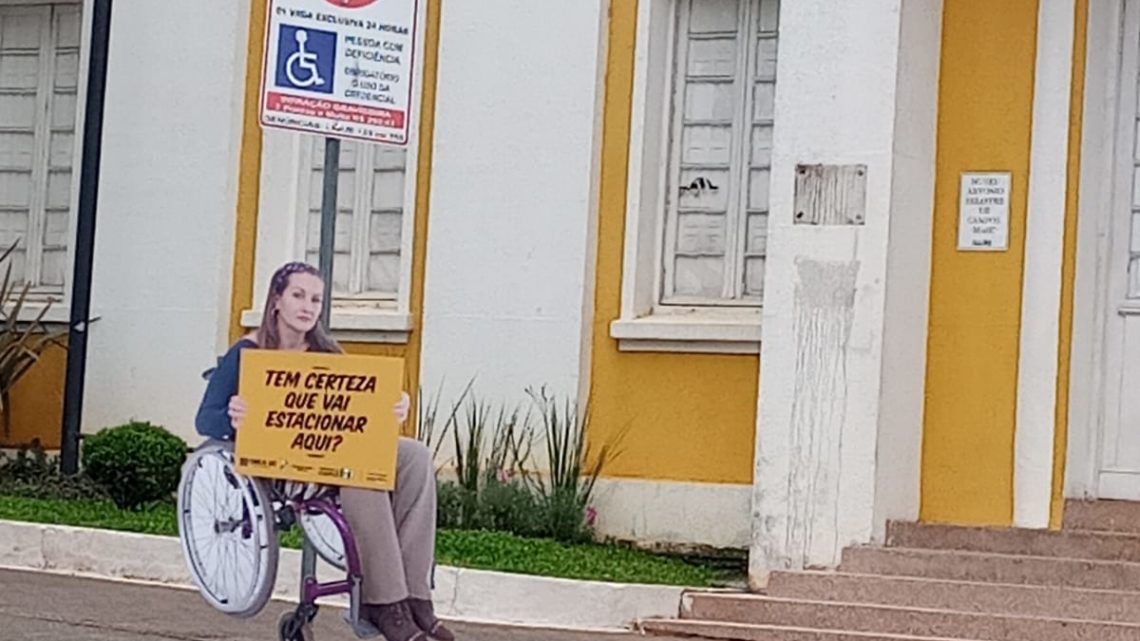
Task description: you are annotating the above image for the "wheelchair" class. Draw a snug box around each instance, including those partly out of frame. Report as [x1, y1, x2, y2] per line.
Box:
[176, 439, 380, 641]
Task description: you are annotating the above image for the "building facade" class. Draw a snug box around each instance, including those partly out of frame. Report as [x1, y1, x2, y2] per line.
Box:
[2, 0, 1130, 585]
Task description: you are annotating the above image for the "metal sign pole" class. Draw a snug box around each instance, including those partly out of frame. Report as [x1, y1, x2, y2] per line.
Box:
[61, 0, 113, 474]
[318, 137, 339, 327]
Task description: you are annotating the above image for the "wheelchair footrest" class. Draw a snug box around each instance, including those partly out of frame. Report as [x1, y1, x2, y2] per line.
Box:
[343, 611, 381, 639]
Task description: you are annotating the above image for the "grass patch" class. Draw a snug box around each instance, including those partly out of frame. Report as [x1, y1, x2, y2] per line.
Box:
[434, 529, 717, 585]
[0, 494, 724, 587]
[0, 495, 177, 536]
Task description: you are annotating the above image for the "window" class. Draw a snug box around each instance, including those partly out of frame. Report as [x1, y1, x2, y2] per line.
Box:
[0, 3, 79, 294]
[663, 0, 777, 307]
[299, 139, 407, 300]
[611, 0, 777, 353]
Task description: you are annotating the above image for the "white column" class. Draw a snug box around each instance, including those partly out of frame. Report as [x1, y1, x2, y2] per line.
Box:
[749, 0, 942, 586]
[1013, 0, 1076, 529]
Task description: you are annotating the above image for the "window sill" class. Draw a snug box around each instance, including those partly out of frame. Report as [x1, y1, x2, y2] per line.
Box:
[241, 307, 413, 344]
[10, 300, 71, 325]
[609, 312, 762, 355]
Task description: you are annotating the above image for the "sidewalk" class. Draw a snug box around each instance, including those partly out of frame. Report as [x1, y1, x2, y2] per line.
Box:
[0, 568, 652, 641]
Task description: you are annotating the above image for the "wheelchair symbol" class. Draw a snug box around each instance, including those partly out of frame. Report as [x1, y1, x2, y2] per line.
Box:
[285, 30, 324, 88]
[275, 24, 336, 95]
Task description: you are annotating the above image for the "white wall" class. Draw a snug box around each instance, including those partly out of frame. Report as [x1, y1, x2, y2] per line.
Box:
[419, 1, 607, 408]
[81, 0, 249, 441]
[592, 479, 751, 550]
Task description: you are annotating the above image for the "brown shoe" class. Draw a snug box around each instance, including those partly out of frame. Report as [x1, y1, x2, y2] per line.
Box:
[407, 598, 454, 641]
[362, 601, 427, 641]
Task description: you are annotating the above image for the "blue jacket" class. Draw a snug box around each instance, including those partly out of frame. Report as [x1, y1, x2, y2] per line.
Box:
[194, 338, 256, 441]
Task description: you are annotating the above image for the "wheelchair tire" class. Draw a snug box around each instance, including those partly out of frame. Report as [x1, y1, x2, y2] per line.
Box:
[177, 441, 279, 618]
[298, 505, 348, 572]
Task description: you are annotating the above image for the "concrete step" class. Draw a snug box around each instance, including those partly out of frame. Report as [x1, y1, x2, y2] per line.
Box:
[680, 593, 1140, 641]
[640, 619, 987, 641]
[840, 546, 1140, 591]
[886, 521, 1140, 562]
[765, 571, 1140, 624]
[1064, 500, 1140, 534]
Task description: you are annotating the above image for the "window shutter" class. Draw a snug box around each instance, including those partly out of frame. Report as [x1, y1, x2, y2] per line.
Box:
[662, 0, 778, 307]
[303, 141, 407, 299]
[0, 4, 79, 292]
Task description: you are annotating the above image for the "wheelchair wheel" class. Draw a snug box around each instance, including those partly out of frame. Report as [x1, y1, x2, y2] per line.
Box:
[177, 441, 279, 618]
[298, 504, 348, 572]
[278, 609, 316, 641]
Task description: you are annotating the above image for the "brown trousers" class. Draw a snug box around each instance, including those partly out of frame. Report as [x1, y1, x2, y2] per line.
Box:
[339, 437, 437, 604]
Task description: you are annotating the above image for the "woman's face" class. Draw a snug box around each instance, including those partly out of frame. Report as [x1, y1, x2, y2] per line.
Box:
[275, 272, 324, 335]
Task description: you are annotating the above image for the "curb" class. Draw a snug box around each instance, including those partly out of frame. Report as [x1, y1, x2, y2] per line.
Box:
[0, 519, 684, 630]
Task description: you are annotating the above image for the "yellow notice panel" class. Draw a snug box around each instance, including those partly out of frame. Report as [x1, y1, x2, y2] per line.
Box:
[235, 350, 403, 490]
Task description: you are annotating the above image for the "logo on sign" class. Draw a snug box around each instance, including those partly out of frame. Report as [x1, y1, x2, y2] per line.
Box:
[325, 0, 379, 6]
[276, 24, 337, 95]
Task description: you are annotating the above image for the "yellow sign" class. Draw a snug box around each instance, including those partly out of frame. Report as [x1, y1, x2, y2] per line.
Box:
[235, 349, 404, 490]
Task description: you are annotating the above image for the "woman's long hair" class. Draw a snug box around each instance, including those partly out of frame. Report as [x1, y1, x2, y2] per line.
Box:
[256, 262, 342, 354]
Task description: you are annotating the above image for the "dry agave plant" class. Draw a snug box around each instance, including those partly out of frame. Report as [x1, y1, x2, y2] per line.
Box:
[0, 240, 68, 437]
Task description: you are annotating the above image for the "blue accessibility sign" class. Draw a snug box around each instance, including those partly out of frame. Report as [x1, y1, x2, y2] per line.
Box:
[275, 24, 337, 95]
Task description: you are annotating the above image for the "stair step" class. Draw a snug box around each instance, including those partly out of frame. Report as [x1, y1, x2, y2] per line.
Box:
[681, 594, 1140, 641]
[640, 619, 988, 641]
[1064, 500, 1140, 534]
[887, 522, 1140, 562]
[765, 571, 1140, 624]
[840, 546, 1140, 591]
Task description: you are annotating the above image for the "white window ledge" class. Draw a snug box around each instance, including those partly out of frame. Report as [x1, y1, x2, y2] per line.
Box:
[1120, 301, 1140, 316]
[241, 307, 412, 344]
[9, 300, 71, 325]
[610, 313, 762, 355]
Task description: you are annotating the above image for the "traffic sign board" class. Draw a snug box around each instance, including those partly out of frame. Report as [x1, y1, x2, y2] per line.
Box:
[260, 0, 418, 145]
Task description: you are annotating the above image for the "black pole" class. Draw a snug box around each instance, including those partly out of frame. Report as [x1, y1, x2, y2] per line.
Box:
[61, 0, 113, 474]
[318, 137, 340, 326]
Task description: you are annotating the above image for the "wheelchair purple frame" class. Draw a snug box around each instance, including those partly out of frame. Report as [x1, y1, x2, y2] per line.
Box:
[280, 493, 379, 640]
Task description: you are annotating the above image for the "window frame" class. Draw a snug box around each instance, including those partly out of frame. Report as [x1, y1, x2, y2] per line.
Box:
[244, 0, 426, 343]
[610, 0, 767, 354]
[0, 0, 86, 323]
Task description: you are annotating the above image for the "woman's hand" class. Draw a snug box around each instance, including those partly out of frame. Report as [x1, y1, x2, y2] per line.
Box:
[393, 391, 411, 425]
[228, 396, 248, 431]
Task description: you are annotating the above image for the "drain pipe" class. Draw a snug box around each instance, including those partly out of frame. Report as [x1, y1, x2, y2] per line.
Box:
[60, 0, 113, 475]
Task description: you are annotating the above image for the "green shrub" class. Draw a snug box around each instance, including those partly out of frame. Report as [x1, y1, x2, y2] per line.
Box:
[475, 476, 544, 537]
[0, 441, 108, 501]
[436, 480, 472, 530]
[81, 421, 187, 510]
[0, 442, 54, 484]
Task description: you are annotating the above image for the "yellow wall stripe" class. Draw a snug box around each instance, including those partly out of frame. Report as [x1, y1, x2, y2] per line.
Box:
[920, 0, 1040, 525]
[229, 0, 267, 345]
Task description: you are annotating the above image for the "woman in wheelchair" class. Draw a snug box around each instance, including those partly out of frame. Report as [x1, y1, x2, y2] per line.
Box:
[194, 261, 453, 641]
